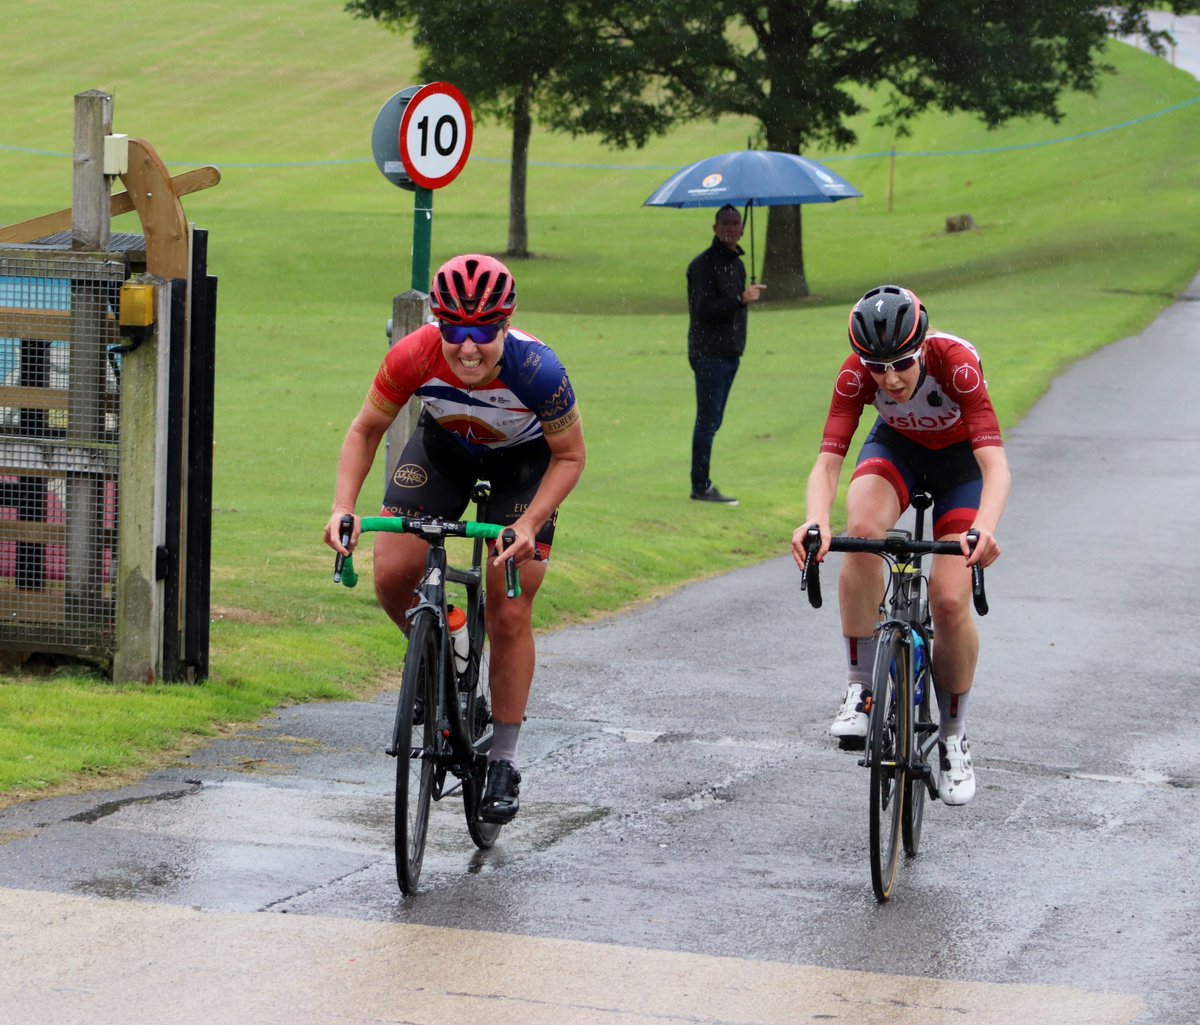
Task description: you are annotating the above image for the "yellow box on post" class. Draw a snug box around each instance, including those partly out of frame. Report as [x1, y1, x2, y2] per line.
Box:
[118, 282, 156, 344]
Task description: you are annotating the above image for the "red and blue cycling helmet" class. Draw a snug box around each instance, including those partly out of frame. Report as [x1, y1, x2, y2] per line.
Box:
[429, 254, 517, 326]
[848, 285, 927, 360]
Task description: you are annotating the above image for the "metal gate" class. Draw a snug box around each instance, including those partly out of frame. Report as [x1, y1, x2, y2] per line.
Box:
[0, 249, 126, 658]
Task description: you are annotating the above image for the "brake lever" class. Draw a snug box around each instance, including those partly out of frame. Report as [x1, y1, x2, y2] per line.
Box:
[333, 514, 356, 586]
[501, 527, 521, 599]
[965, 529, 988, 616]
[801, 525, 823, 609]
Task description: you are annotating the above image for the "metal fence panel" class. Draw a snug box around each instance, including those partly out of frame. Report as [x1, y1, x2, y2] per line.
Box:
[0, 249, 127, 657]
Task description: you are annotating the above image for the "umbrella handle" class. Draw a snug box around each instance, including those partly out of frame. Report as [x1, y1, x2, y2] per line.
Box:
[744, 200, 757, 284]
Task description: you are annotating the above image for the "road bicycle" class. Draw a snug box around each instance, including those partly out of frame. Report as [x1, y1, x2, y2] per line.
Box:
[333, 483, 519, 895]
[799, 492, 988, 902]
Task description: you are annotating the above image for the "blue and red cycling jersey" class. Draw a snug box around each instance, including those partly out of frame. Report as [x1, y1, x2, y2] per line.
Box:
[369, 323, 578, 455]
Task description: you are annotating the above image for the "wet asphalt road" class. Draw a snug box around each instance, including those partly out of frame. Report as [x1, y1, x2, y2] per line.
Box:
[2, 274, 1199, 1025]
[6, 26, 1200, 1015]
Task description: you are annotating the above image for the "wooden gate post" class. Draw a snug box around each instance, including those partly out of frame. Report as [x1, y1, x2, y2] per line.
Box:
[71, 89, 112, 253]
[66, 91, 113, 635]
[384, 290, 429, 493]
[113, 278, 170, 683]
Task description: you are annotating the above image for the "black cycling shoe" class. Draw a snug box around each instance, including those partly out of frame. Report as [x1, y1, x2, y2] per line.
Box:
[479, 759, 521, 824]
[411, 695, 425, 726]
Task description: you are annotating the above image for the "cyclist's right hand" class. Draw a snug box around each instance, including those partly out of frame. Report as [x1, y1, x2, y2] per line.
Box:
[324, 512, 359, 556]
[791, 521, 829, 570]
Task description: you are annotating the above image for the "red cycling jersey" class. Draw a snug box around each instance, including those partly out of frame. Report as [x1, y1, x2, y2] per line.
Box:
[819, 331, 1003, 456]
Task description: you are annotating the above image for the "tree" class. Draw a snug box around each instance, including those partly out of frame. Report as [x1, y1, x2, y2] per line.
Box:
[346, 0, 673, 259]
[351, 1, 1200, 292]
[557, 0, 1200, 298]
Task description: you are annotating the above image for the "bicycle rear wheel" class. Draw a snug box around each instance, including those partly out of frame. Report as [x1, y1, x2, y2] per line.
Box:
[394, 611, 439, 895]
[461, 615, 501, 848]
[868, 627, 909, 903]
[903, 652, 935, 857]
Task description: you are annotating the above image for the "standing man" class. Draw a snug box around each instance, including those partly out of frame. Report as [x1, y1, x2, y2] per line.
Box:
[686, 203, 766, 505]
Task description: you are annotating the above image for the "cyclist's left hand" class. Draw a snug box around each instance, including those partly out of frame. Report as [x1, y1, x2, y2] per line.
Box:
[962, 526, 1000, 568]
[492, 521, 537, 568]
[791, 521, 829, 570]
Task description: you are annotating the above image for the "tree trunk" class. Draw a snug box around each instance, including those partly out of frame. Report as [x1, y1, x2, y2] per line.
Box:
[761, 204, 809, 299]
[506, 85, 532, 259]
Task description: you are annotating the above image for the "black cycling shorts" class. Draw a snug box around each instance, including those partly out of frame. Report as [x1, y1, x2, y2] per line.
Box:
[381, 411, 557, 559]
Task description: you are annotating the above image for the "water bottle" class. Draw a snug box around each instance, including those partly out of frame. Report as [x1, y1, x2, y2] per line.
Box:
[912, 632, 926, 705]
[447, 604, 470, 678]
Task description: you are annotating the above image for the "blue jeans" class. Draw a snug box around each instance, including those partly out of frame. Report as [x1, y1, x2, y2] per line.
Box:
[690, 355, 740, 493]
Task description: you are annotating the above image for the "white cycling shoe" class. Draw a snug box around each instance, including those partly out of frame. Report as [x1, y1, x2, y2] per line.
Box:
[830, 684, 870, 739]
[937, 734, 976, 805]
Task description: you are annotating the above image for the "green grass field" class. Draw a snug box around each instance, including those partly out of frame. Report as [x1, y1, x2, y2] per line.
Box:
[3, 0, 1200, 801]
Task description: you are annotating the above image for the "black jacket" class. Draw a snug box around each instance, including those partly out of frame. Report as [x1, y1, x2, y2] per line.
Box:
[686, 238, 748, 359]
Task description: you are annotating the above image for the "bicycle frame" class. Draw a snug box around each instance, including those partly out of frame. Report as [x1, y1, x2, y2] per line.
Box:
[335, 502, 516, 771]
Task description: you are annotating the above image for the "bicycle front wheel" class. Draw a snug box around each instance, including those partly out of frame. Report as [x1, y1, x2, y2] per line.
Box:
[868, 627, 909, 903]
[394, 611, 439, 895]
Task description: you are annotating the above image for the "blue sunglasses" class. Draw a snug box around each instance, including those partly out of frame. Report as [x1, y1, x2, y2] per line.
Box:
[438, 321, 505, 346]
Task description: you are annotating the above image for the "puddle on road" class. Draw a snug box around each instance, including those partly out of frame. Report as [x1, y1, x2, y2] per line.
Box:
[65, 785, 202, 824]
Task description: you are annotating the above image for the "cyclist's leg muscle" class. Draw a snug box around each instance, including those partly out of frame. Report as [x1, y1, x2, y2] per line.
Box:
[373, 532, 432, 629]
[841, 446, 904, 639]
[927, 459, 985, 695]
[484, 557, 547, 726]
[929, 548, 979, 695]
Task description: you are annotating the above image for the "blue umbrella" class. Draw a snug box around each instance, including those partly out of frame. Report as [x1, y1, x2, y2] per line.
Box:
[644, 149, 861, 281]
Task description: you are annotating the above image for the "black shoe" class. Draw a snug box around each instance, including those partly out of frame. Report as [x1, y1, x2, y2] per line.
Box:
[411, 695, 424, 726]
[691, 484, 738, 506]
[479, 759, 521, 824]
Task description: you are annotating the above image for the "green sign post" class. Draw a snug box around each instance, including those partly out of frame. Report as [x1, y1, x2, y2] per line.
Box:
[411, 187, 433, 293]
[371, 82, 474, 293]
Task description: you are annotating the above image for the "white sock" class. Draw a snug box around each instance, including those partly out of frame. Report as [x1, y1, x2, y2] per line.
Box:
[936, 687, 970, 740]
[489, 721, 521, 767]
[845, 635, 877, 691]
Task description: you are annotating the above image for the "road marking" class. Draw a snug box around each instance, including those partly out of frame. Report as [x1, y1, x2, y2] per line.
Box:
[0, 887, 1141, 1025]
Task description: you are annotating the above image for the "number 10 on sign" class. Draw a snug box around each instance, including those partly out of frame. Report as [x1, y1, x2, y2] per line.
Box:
[399, 82, 473, 191]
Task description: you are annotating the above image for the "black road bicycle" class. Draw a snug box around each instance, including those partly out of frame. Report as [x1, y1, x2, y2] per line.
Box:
[800, 493, 988, 902]
[334, 483, 519, 895]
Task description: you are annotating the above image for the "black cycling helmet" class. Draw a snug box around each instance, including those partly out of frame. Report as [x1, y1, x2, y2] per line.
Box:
[429, 254, 517, 325]
[848, 285, 928, 360]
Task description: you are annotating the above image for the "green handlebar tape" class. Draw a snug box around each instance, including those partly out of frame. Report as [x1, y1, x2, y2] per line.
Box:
[357, 516, 504, 540]
[465, 522, 505, 540]
[346, 517, 517, 594]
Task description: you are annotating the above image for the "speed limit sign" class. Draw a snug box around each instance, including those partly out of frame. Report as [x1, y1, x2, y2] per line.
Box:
[398, 82, 473, 190]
